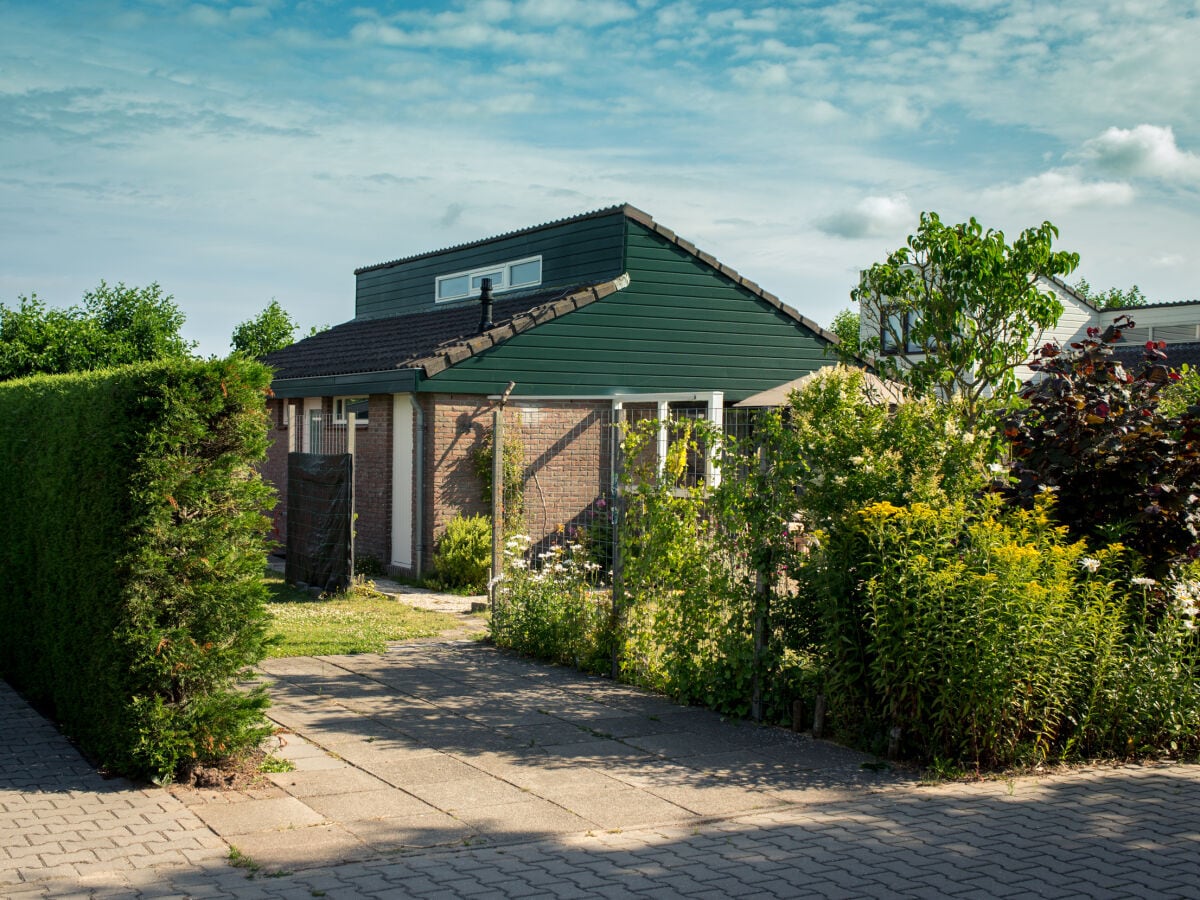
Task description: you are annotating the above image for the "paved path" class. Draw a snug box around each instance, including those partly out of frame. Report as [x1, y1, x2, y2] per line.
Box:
[4, 640, 1200, 898]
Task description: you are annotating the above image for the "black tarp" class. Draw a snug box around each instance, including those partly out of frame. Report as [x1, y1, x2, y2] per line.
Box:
[286, 452, 353, 592]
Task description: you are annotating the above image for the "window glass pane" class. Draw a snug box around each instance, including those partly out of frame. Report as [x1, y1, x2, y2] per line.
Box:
[437, 274, 469, 299]
[509, 259, 541, 286]
[881, 310, 903, 352]
[470, 271, 503, 291]
[906, 311, 923, 353]
[345, 397, 369, 423]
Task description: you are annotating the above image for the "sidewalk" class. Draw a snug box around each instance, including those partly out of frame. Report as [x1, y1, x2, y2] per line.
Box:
[4, 639, 1200, 898]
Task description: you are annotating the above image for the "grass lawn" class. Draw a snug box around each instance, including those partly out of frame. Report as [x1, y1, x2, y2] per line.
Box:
[264, 571, 460, 657]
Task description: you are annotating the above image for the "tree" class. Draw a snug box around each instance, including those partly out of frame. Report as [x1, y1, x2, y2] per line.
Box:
[0, 281, 193, 381]
[828, 308, 861, 356]
[853, 212, 1080, 427]
[1072, 277, 1148, 309]
[230, 300, 300, 358]
[82, 280, 193, 365]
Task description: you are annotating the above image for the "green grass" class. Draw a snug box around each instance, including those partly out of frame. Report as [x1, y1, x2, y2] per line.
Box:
[264, 571, 459, 657]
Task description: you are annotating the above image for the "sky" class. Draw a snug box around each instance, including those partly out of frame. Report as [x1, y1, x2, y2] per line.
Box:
[3, 0, 1199, 356]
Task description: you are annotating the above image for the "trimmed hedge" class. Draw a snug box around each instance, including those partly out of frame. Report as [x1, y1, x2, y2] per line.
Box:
[0, 357, 276, 782]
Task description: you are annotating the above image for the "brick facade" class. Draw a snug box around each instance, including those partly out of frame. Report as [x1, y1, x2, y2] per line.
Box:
[266, 392, 616, 580]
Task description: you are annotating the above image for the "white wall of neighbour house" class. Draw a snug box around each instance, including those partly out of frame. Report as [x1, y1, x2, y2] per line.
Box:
[1093, 302, 1200, 346]
[855, 276, 1092, 386]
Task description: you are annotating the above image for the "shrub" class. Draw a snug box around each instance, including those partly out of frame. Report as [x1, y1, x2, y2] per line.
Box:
[0, 358, 275, 783]
[489, 534, 611, 672]
[816, 494, 1200, 767]
[998, 317, 1200, 577]
[433, 514, 491, 592]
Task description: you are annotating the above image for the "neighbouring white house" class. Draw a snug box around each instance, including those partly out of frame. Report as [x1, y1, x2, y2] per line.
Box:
[857, 277, 1200, 382]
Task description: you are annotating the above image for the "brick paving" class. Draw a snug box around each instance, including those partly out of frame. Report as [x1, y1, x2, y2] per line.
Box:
[4, 640, 1200, 898]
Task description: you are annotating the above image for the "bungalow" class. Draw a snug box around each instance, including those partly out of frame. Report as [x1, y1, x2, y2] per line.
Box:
[261, 204, 840, 577]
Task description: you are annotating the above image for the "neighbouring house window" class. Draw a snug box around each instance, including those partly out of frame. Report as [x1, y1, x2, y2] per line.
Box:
[435, 256, 542, 302]
[880, 308, 922, 355]
[334, 396, 369, 425]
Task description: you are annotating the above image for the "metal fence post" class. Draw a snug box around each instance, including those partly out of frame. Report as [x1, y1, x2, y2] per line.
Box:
[610, 405, 625, 680]
[751, 441, 768, 723]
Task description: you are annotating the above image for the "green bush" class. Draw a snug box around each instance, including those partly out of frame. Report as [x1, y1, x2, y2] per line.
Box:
[490, 535, 611, 672]
[433, 514, 491, 592]
[0, 358, 275, 783]
[816, 494, 1200, 767]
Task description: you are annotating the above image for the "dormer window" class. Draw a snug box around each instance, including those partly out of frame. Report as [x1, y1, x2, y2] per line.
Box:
[435, 256, 542, 302]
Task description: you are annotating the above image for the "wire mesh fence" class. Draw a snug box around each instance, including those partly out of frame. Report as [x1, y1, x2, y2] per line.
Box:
[495, 403, 768, 589]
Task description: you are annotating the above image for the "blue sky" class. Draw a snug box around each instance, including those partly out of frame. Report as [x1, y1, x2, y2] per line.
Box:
[3, 0, 1199, 355]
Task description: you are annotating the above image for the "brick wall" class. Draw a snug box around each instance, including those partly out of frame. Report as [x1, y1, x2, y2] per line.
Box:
[420, 394, 493, 561]
[420, 394, 614, 560]
[261, 398, 292, 551]
[351, 394, 393, 570]
[260, 395, 394, 571]
[513, 400, 614, 544]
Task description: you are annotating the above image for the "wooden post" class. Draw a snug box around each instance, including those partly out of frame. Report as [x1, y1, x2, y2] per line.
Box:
[490, 406, 504, 607]
[288, 403, 299, 453]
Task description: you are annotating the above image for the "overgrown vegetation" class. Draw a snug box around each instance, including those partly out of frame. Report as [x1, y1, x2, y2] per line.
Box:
[488, 354, 1200, 771]
[0, 358, 275, 783]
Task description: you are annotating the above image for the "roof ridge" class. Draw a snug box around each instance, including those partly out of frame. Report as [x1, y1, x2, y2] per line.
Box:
[354, 204, 648, 275]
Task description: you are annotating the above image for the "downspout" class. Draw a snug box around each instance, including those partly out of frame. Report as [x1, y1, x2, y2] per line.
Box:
[411, 394, 426, 578]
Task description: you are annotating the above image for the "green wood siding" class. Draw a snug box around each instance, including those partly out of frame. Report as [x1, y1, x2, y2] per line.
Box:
[354, 211, 626, 321]
[421, 220, 833, 402]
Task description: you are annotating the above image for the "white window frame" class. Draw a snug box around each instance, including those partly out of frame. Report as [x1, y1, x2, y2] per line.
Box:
[435, 255, 542, 302]
[334, 396, 369, 426]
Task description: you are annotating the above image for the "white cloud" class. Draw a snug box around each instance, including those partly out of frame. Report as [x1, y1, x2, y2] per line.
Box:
[816, 194, 914, 240]
[183, 5, 270, 27]
[982, 168, 1134, 211]
[1083, 125, 1200, 182]
[514, 0, 636, 26]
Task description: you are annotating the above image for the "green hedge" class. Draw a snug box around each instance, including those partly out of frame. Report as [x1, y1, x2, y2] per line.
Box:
[0, 357, 276, 782]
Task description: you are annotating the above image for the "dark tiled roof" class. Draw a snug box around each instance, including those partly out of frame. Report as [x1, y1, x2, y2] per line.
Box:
[1111, 341, 1200, 371]
[264, 277, 629, 381]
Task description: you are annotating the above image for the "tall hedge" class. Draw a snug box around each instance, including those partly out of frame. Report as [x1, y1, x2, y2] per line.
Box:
[0, 357, 276, 782]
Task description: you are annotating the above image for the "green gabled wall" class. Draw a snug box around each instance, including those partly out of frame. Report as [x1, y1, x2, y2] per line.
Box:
[355, 209, 626, 321]
[420, 220, 833, 402]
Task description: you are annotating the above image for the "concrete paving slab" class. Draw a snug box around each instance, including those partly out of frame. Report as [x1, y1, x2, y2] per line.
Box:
[403, 775, 536, 811]
[355, 753, 480, 785]
[265, 767, 390, 798]
[340, 811, 474, 850]
[303, 787, 438, 822]
[448, 797, 594, 835]
[224, 823, 370, 871]
[188, 796, 327, 836]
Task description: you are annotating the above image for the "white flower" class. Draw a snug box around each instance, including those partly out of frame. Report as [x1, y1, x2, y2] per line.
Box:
[1038, 484, 1060, 493]
[988, 463, 1006, 474]
[1131, 577, 1158, 587]
[1080, 557, 1101, 573]
[511, 559, 528, 570]
[850, 455, 865, 466]
[962, 432, 975, 445]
